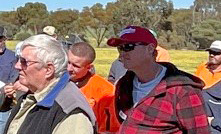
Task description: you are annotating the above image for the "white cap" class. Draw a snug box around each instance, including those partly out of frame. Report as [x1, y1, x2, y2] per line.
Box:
[206, 40, 221, 52]
[43, 26, 56, 36]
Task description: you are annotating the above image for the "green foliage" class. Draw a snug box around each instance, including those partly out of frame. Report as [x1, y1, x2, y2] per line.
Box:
[78, 3, 111, 47]
[191, 19, 221, 49]
[16, 2, 49, 33]
[15, 32, 32, 41]
[0, 1, 221, 50]
[49, 9, 79, 37]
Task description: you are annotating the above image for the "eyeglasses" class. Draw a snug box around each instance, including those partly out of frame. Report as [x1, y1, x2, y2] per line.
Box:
[18, 56, 39, 69]
[117, 43, 145, 52]
[209, 51, 221, 56]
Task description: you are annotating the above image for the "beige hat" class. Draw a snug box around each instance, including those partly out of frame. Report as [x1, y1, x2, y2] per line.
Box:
[43, 26, 56, 36]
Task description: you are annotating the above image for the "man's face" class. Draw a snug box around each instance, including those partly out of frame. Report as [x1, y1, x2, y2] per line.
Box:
[208, 50, 221, 66]
[15, 46, 47, 92]
[118, 43, 152, 71]
[0, 37, 6, 52]
[67, 50, 91, 82]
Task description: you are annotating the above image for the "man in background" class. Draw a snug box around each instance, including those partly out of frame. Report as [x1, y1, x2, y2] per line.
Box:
[195, 40, 221, 133]
[0, 26, 18, 134]
[195, 40, 221, 89]
[67, 42, 120, 132]
[108, 29, 170, 84]
[107, 25, 210, 133]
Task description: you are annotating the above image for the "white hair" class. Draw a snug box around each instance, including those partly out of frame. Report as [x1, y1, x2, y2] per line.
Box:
[20, 34, 68, 77]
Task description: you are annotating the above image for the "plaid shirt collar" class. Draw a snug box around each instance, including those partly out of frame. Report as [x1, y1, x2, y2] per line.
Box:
[117, 62, 205, 109]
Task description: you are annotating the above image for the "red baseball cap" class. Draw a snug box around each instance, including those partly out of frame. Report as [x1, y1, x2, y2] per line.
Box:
[107, 26, 157, 47]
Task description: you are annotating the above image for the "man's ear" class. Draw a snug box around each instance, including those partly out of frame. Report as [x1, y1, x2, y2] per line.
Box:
[45, 62, 55, 79]
[146, 43, 156, 54]
[86, 64, 93, 70]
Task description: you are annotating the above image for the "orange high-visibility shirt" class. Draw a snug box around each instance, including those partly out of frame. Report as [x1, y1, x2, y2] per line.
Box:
[80, 74, 120, 132]
[156, 46, 170, 62]
[195, 62, 221, 89]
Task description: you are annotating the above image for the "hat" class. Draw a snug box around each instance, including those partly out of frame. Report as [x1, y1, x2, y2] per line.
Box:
[0, 26, 7, 37]
[107, 26, 157, 47]
[149, 29, 157, 38]
[206, 40, 221, 52]
[43, 26, 56, 36]
[64, 34, 82, 45]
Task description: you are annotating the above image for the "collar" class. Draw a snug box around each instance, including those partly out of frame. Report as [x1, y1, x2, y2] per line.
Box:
[206, 62, 221, 73]
[75, 72, 93, 88]
[0, 46, 6, 55]
[37, 72, 70, 107]
[121, 62, 204, 98]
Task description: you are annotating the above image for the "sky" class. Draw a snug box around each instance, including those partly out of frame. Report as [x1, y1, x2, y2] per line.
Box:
[0, 0, 195, 12]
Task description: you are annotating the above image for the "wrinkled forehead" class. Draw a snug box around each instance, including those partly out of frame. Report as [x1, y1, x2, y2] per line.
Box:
[20, 45, 37, 57]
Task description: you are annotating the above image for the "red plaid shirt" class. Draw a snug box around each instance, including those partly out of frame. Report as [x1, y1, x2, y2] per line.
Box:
[115, 63, 210, 134]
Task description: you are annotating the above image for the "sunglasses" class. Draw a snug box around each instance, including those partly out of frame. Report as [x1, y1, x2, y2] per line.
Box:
[18, 56, 39, 69]
[209, 51, 221, 56]
[117, 43, 145, 52]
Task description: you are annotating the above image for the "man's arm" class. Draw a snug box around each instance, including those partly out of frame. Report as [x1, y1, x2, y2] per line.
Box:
[176, 87, 210, 133]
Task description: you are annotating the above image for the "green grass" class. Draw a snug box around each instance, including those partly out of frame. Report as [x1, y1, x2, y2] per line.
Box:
[94, 48, 119, 78]
[94, 48, 208, 78]
[169, 50, 207, 74]
[6, 41, 208, 79]
[6, 40, 20, 51]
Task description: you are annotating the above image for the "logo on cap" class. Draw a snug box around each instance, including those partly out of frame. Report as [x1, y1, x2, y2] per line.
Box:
[119, 28, 136, 37]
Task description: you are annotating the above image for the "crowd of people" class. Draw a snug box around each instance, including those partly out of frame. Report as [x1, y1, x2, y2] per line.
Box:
[0, 24, 220, 134]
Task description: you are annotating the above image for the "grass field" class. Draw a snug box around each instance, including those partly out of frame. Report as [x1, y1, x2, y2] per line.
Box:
[6, 41, 208, 79]
[94, 48, 208, 78]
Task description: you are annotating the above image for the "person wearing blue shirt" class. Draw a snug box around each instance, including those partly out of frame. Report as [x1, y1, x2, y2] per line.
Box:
[0, 26, 18, 134]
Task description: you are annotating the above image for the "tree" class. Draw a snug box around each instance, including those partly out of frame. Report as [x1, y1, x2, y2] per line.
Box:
[190, 19, 221, 49]
[78, 4, 111, 47]
[16, 2, 49, 34]
[0, 11, 20, 38]
[110, 0, 173, 36]
[49, 9, 79, 37]
[193, 0, 221, 22]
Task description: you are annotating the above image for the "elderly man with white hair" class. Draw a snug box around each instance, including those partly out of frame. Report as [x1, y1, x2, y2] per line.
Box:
[3, 34, 96, 134]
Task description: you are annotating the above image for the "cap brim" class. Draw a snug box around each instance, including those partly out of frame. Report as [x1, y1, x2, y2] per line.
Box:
[206, 48, 221, 52]
[107, 38, 139, 47]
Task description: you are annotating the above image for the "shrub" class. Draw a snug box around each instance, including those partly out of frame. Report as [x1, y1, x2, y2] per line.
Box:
[15, 32, 32, 41]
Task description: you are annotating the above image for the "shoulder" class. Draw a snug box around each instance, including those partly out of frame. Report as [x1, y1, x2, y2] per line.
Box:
[197, 62, 207, 69]
[90, 74, 113, 85]
[3, 49, 16, 60]
[55, 81, 89, 113]
[55, 81, 96, 125]
[5, 49, 15, 56]
[161, 63, 204, 92]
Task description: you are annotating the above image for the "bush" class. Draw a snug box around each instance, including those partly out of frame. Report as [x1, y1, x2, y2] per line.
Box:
[15, 32, 32, 41]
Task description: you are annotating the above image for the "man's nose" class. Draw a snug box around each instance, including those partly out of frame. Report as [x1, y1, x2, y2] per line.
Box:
[15, 61, 22, 70]
[67, 63, 73, 71]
